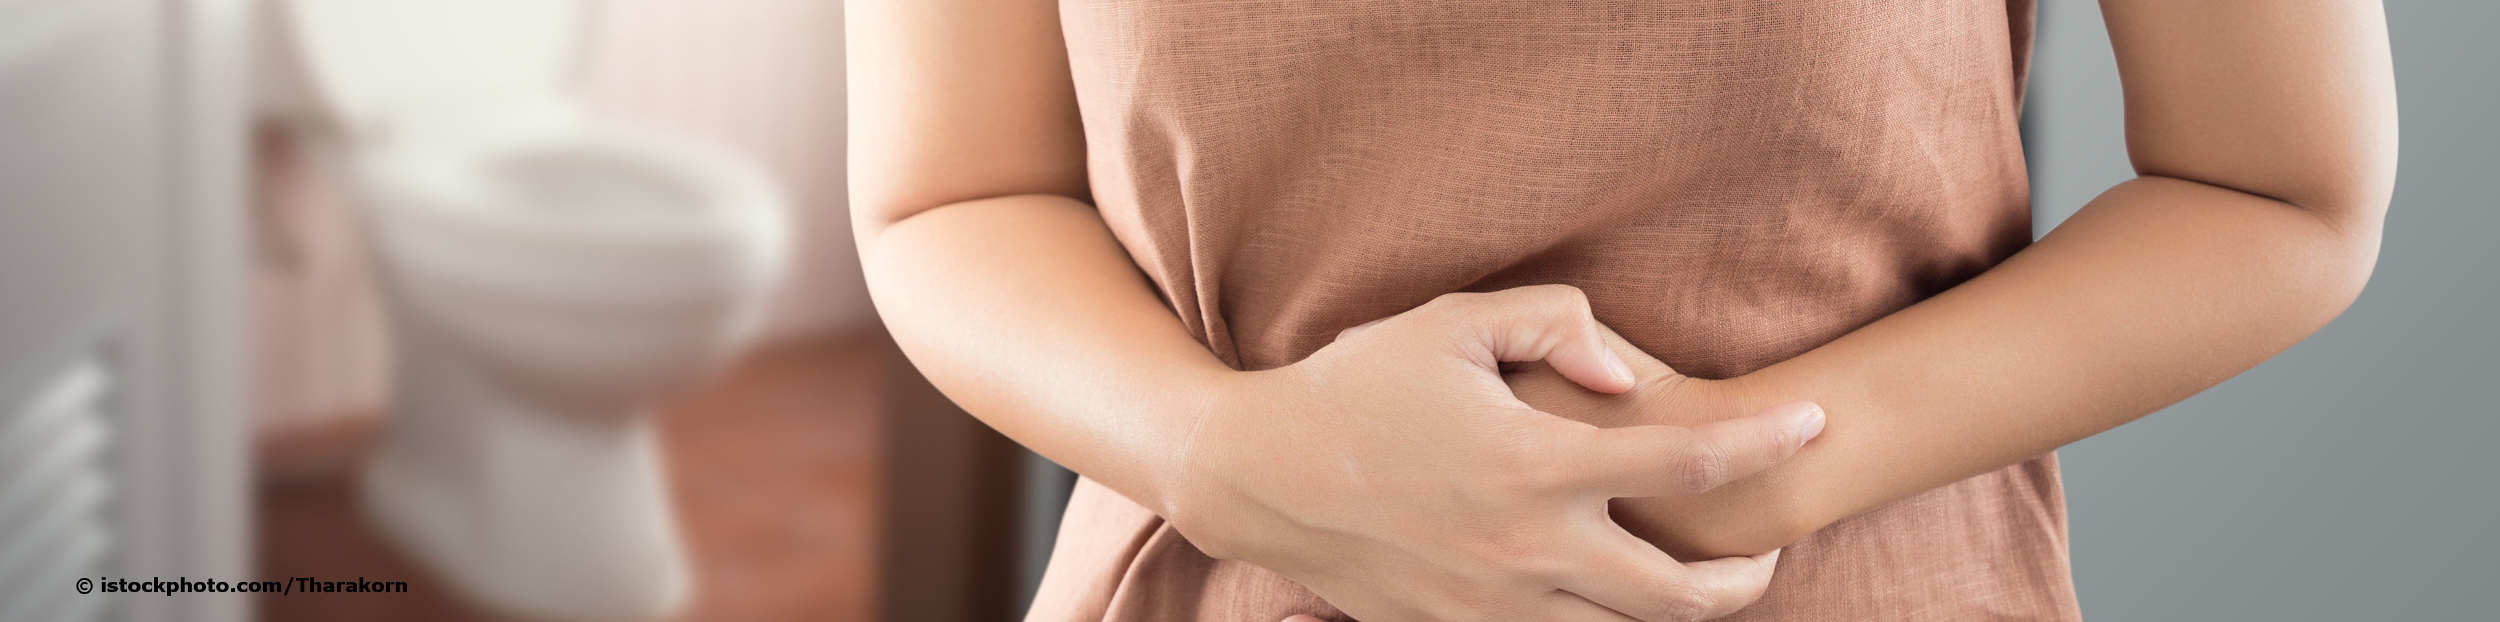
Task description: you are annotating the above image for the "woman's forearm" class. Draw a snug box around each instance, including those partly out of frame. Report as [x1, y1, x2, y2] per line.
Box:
[1617, 0, 2397, 558]
[1691, 175, 2384, 554]
[857, 194, 1233, 517]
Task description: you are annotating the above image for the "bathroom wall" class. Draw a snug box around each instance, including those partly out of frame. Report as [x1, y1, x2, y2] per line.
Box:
[253, 0, 865, 426]
[579, 0, 864, 338]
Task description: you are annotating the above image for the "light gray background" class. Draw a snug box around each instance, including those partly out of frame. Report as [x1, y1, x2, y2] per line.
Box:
[2028, 3, 2499, 620]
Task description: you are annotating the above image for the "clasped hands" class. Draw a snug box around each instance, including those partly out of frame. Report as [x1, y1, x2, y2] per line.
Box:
[1160, 285, 1823, 622]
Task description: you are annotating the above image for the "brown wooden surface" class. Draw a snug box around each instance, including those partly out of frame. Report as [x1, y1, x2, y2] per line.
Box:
[254, 335, 884, 621]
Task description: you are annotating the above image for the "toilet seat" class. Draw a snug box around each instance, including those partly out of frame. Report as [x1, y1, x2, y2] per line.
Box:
[348, 108, 789, 404]
[353, 110, 788, 307]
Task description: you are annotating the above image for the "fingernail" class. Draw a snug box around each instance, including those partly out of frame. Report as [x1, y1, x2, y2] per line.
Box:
[1602, 351, 1636, 386]
[1810, 404, 1830, 444]
[1776, 402, 1825, 447]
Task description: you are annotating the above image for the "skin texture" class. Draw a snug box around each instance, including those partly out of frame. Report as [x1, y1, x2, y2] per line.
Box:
[848, 0, 2395, 618]
[845, 1, 1824, 620]
[1497, 0, 2398, 560]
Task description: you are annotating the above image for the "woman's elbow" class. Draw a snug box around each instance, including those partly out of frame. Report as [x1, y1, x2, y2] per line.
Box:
[2300, 164, 2394, 320]
[2178, 148, 2395, 320]
[2299, 122, 2398, 303]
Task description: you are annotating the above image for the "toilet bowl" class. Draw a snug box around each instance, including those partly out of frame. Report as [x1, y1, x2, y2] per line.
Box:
[355, 116, 787, 620]
[257, 0, 790, 619]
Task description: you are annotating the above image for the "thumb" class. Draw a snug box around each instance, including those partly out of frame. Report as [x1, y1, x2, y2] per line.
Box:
[1430, 284, 1635, 393]
[1674, 548, 1786, 619]
[1280, 617, 1329, 622]
[1570, 401, 1827, 498]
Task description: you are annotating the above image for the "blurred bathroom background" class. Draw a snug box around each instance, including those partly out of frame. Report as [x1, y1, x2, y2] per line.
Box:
[6, 1, 1055, 621]
[2, 2, 2495, 622]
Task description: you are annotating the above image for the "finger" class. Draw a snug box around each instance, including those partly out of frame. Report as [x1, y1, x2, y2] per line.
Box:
[1428, 284, 1635, 393]
[1591, 321, 1678, 378]
[1558, 527, 1779, 622]
[1674, 549, 1784, 619]
[1280, 616, 1328, 622]
[1569, 402, 1825, 498]
[1536, 590, 1647, 622]
[1335, 317, 1389, 342]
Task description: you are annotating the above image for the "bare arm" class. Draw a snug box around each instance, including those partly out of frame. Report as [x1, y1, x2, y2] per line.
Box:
[846, 0, 1223, 515]
[1520, 0, 2397, 557]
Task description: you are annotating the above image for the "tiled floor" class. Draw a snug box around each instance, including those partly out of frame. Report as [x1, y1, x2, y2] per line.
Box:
[253, 335, 883, 621]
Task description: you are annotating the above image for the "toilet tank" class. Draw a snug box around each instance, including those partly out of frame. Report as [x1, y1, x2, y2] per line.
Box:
[255, 0, 594, 133]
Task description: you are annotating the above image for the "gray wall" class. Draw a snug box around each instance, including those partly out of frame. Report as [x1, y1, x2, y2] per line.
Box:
[2027, 3, 2499, 620]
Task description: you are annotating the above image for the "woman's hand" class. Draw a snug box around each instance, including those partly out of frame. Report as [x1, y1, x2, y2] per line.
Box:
[1502, 328, 1821, 560]
[1169, 285, 1825, 622]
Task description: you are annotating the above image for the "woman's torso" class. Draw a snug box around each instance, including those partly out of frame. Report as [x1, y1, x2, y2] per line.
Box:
[1030, 1, 2080, 619]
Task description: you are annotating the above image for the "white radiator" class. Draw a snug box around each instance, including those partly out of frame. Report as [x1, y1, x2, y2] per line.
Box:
[0, 362, 117, 622]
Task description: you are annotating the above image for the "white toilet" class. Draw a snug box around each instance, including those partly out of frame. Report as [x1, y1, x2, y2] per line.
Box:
[257, 0, 790, 619]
